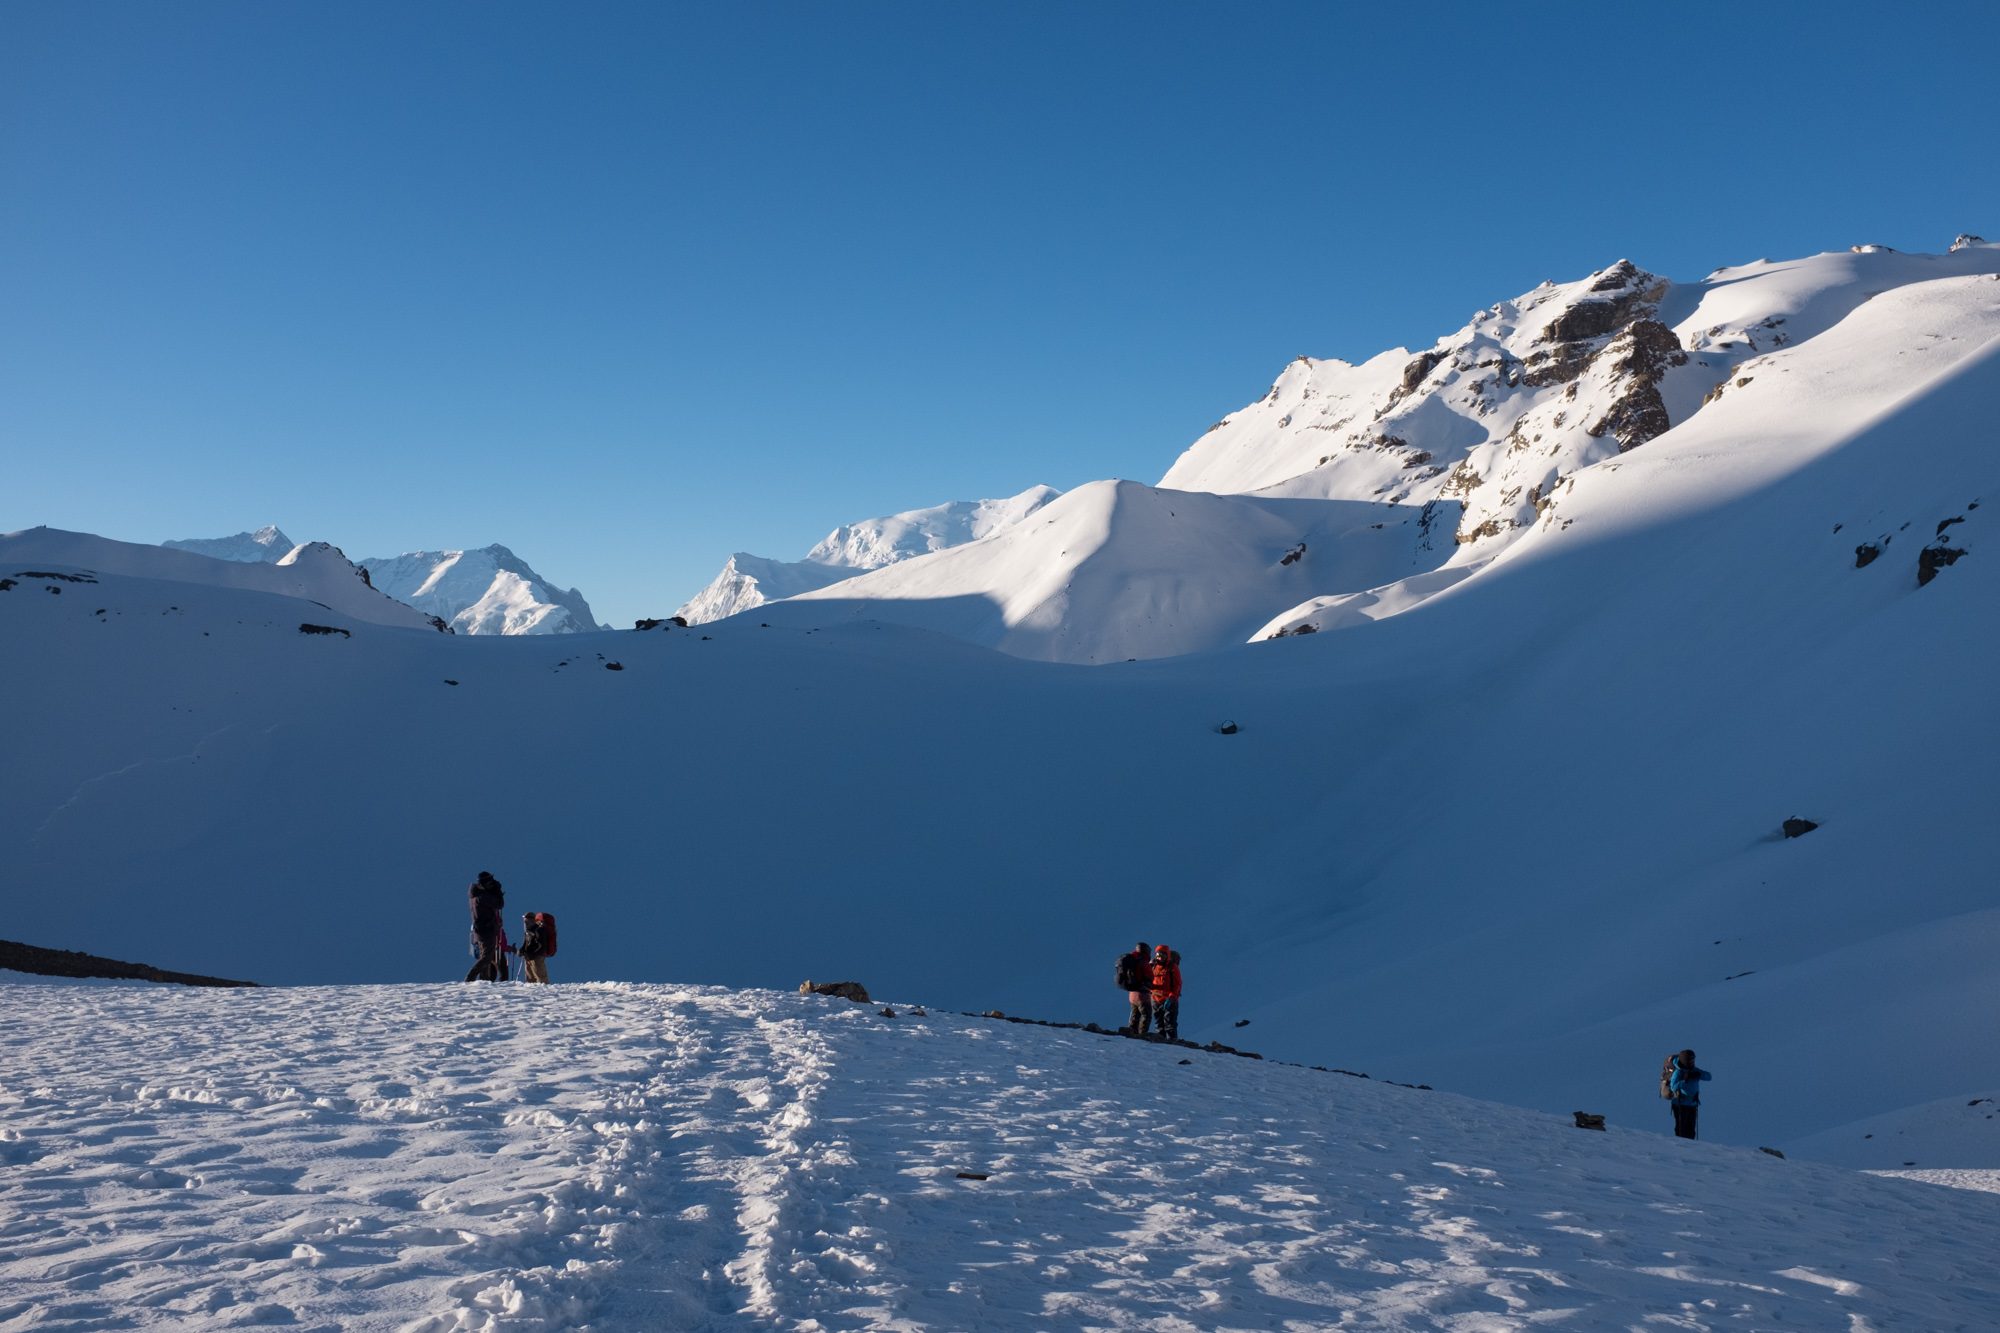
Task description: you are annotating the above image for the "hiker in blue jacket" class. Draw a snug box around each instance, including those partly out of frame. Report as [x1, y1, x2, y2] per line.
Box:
[1669, 1049, 1711, 1139]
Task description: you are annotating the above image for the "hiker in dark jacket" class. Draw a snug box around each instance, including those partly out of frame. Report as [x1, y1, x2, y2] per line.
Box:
[1668, 1049, 1711, 1139]
[517, 912, 551, 985]
[463, 871, 505, 982]
[1117, 941, 1153, 1035]
[1150, 944, 1182, 1041]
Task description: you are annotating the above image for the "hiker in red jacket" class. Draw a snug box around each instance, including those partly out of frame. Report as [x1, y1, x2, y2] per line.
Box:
[1150, 944, 1182, 1041]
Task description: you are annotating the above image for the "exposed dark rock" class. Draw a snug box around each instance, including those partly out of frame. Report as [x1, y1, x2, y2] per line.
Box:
[19, 570, 98, 583]
[0, 578, 14, 592]
[1759, 1146, 1786, 1159]
[1917, 545, 1966, 587]
[1268, 623, 1318, 639]
[1585, 320, 1688, 451]
[1215, 720, 1239, 735]
[1854, 543, 1882, 568]
[1456, 517, 1508, 545]
[1400, 450, 1434, 469]
[1388, 349, 1448, 406]
[1936, 515, 1965, 536]
[0, 938, 257, 987]
[635, 615, 690, 631]
[1573, 1112, 1607, 1131]
[1234, 1019, 1250, 1027]
[444, 679, 459, 686]
[955, 1171, 990, 1181]
[604, 661, 624, 671]
[1588, 259, 1641, 293]
[800, 980, 871, 1003]
[879, 1007, 897, 1017]
[1782, 818, 1820, 839]
[1279, 543, 1306, 567]
[299, 623, 351, 638]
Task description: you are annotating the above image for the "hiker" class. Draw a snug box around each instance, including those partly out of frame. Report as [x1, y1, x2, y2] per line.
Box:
[464, 870, 505, 982]
[1116, 940, 1153, 1034]
[518, 911, 552, 984]
[1150, 944, 1182, 1041]
[1668, 1049, 1711, 1139]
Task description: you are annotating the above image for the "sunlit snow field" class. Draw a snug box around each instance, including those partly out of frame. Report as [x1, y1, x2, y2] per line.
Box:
[3, 975, 1996, 1331]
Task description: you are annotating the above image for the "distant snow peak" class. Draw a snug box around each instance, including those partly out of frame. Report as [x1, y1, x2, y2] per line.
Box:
[359, 545, 600, 636]
[676, 485, 1062, 625]
[161, 526, 293, 563]
[1952, 233, 1990, 252]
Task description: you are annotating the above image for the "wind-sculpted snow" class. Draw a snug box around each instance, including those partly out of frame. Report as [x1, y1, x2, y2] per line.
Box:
[4, 978, 1997, 1331]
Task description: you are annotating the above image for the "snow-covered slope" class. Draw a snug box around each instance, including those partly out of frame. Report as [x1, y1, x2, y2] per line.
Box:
[361, 545, 600, 635]
[5, 977, 1995, 1331]
[0, 527, 448, 632]
[676, 486, 1060, 625]
[770, 480, 1456, 662]
[745, 245, 2000, 661]
[5, 240, 1997, 1175]
[161, 524, 293, 563]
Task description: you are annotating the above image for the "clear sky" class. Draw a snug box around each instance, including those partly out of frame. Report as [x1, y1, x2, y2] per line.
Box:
[4, 1, 1996, 626]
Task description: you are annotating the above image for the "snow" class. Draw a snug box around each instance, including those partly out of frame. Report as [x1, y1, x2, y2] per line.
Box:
[161, 525, 294, 563]
[6, 238, 1999, 1204]
[772, 480, 1455, 662]
[676, 487, 1060, 625]
[361, 546, 601, 636]
[4, 977, 1996, 1331]
[0, 527, 446, 632]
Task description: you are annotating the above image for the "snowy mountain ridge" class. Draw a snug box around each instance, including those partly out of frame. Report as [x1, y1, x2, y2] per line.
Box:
[161, 524, 294, 563]
[734, 240, 2000, 661]
[0, 526, 450, 632]
[360, 544, 601, 636]
[676, 485, 1060, 624]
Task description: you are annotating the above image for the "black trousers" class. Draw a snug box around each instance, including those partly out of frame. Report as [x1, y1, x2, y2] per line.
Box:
[1673, 1104, 1699, 1139]
[1154, 998, 1179, 1040]
[465, 936, 502, 982]
[1127, 993, 1153, 1033]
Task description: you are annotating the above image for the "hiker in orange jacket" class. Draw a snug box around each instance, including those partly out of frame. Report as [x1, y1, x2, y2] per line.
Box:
[1150, 944, 1182, 1040]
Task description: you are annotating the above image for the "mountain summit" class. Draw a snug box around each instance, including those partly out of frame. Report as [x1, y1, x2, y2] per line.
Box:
[676, 485, 1061, 624]
[359, 544, 600, 635]
[162, 525, 294, 563]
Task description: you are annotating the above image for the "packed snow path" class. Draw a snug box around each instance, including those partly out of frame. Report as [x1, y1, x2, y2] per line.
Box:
[3, 982, 1997, 1331]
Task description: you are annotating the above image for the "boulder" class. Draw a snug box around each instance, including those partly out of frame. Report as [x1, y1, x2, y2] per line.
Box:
[1782, 818, 1819, 839]
[799, 980, 871, 1003]
[1573, 1112, 1607, 1131]
[1917, 545, 1966, 587]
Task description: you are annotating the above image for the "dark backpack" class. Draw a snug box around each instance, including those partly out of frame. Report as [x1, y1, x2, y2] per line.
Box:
[1115, 952, 1144, 990]
[524, 911, 557, 958]
[1660, 1053, 1677, 1099]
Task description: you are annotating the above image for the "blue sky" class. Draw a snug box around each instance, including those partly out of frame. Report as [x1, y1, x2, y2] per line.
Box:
[4, 1, 1996, 625]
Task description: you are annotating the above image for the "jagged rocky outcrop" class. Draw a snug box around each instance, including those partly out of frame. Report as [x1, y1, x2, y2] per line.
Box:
[1161, 259, 1710, 554]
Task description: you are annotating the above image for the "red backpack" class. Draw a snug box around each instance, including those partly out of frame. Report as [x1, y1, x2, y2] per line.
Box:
[526, 911, 558, 958]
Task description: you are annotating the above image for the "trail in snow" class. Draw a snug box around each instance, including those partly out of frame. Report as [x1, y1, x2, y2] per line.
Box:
[4, 978, 1997, 1331]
